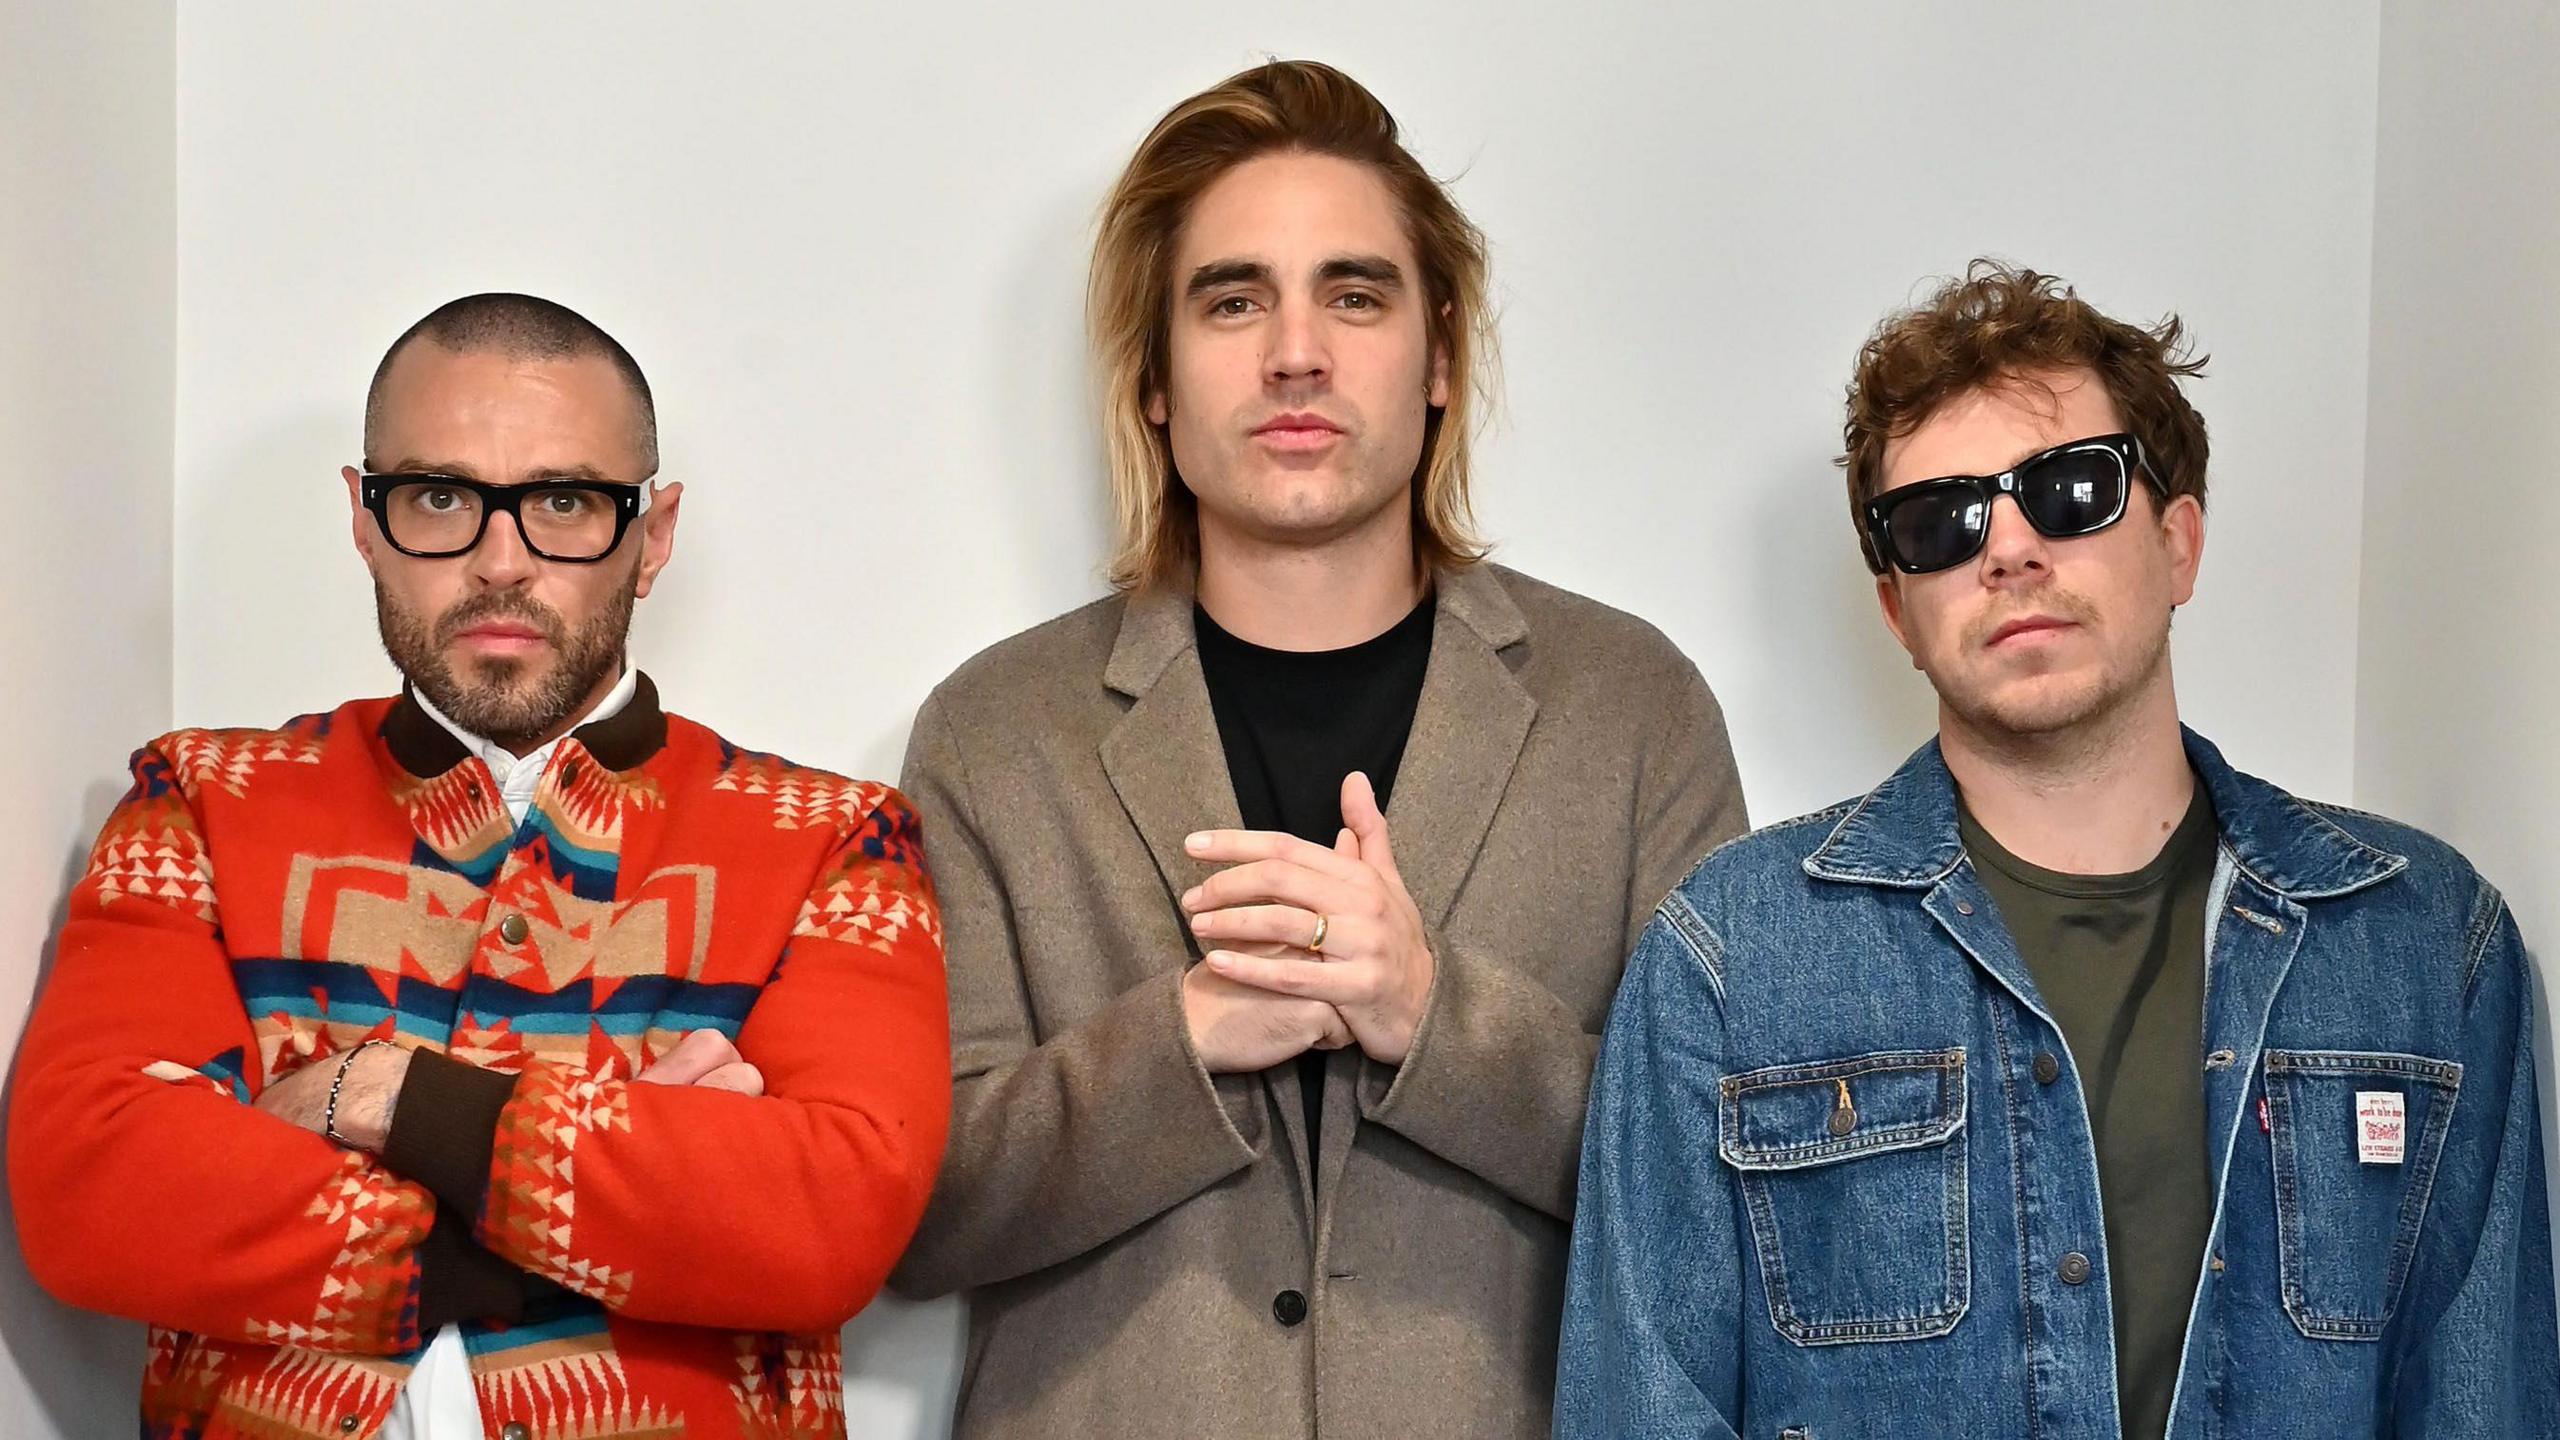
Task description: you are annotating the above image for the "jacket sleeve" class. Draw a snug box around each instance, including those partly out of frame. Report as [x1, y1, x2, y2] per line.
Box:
[5, 738, 480, 1354]
[1352, 659, 1748, 1218]
[1554, 898, 1747, 1440]
[377, 782, 952, 1333]
[887, 693, 1267, 1298]
[2391, 891, 2560, 1431]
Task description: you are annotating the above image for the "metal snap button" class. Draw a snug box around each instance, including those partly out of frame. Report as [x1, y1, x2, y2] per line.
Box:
[1826, 1078, 1857, 1137]
[2058, 1251, 2092, 1285]
[2032, 1052, 2060, 1085]
[498, 911, 529, 945]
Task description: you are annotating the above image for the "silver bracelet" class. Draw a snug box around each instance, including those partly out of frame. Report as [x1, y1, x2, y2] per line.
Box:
[322, 1040, 393, 1147]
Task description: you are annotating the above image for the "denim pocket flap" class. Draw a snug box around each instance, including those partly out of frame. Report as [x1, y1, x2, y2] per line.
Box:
[1719, 1048, 1967, 1171]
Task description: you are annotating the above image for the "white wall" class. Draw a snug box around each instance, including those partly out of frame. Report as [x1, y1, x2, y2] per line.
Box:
[0, 2, 174, 1431]
[2356, 0, 2560, 1294]
[155, 3, 2389, 1433]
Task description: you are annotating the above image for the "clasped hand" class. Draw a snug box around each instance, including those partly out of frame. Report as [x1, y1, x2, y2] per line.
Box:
[1178, 771, 1434, 1073]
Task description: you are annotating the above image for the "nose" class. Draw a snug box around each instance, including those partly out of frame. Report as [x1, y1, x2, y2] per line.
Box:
[1977, 493, 2050, 582]
[1265, 297, 1330, 389]
[465, 504, 539, 591]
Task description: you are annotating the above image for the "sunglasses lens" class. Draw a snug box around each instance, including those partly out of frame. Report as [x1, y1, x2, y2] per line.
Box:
[1884, 487, 1990, 572]
[2021, 448, 2129, 537]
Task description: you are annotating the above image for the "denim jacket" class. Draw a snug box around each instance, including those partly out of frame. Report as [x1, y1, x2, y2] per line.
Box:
[1557, 730, 2556, 1439]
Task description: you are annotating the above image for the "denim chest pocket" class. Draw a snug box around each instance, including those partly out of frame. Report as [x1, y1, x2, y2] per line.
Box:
[2261, 1048, 2463, 1340]
[1718, 1048, 1969, 1345]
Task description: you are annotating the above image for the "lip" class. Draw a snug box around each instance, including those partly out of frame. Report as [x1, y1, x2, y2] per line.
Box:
[453, 623, 548, 652]
[1986, 616, 2078, 648]
[1251, 412, 1345, 452]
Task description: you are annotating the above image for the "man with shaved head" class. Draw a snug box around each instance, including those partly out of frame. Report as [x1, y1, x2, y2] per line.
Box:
[10, 293, 951, 1440]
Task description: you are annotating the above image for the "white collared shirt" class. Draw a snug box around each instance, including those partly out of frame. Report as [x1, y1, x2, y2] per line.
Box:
[381, 666, 638, 1440]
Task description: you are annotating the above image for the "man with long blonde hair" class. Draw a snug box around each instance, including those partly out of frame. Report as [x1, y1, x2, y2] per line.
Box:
[889, 59, 1745, 1438]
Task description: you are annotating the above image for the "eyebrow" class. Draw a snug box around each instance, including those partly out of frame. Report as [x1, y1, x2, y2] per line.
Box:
[1317, 255, 1406, 289]
[1185, 259, 1272, 297]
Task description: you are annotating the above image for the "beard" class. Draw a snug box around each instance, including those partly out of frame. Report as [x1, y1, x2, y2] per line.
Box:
[376, 575, 635, 751]
[1937, 590, 2173, 747]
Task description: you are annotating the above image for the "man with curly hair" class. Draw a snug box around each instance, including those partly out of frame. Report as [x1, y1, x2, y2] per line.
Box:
[1558, 261, 2557, 1437]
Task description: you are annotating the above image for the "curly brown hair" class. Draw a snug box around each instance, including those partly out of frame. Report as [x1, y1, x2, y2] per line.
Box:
[1840, 260, 2210, 575]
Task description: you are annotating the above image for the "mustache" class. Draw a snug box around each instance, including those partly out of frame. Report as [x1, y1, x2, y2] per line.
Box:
[433, 593, 568, 648]
[1965, 590, 2100, 648]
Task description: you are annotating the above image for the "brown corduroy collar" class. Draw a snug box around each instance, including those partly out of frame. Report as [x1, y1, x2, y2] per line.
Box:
[380, 671, 670, 778]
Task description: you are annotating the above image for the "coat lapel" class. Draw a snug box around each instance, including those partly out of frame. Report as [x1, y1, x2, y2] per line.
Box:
[1383, 566, 1537, 928]
[1098, 582, 1244, 947]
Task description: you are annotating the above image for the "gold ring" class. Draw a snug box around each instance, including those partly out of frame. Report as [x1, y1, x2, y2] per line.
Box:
[1307, 913, 1329, 953]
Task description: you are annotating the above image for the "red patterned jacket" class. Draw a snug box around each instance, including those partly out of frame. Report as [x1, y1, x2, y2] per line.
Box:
[8, 677, 950, 1439]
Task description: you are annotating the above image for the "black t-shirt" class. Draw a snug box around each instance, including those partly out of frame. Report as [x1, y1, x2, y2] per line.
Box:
[1194, 596, 1434, 1191]
[1960, 784, 2219, 1440]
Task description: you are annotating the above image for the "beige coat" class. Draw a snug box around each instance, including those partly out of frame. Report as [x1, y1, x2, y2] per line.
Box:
[890, 564, 1746, 1439]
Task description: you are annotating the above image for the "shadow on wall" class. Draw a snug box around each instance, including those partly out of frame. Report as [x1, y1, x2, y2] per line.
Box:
[0, 790, 146, 1435]
[823, 160, 1122, 1440]
[1745, 452, 1939, 807]
[184, 405, 386, 726]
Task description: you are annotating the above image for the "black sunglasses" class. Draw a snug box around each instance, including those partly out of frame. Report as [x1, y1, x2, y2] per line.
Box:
[1862, 433, 2159, 575]
[358, 472, 646, 563]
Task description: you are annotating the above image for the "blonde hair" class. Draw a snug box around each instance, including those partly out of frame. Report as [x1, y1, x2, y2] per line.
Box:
[1090, 59, 1497, 590]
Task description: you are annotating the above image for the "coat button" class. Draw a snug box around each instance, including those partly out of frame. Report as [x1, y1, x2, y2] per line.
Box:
[2032, 1052, 2061, 1085]
[498, 912, 530, 945]
[2058, 1252, 2092, 1285]
[1272, 1289, 1309, 1326]
[501, 1424, 532, 1440]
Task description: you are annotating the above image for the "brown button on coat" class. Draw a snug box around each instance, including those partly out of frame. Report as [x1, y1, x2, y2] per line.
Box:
[890, 564, 1747, 1439]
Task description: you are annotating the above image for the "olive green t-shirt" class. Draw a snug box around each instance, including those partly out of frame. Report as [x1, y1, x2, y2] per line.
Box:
[1958, 784, 2218, 1440]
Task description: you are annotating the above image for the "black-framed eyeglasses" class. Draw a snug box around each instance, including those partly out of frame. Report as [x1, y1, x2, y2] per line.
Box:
[1862, 432, 2160, 575]
[358, 473, 646, 563]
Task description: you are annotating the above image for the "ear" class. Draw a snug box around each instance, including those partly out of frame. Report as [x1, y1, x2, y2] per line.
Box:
[1874, 573, 1923, 670]
[632, 480, 683, 600]
[342, 465, 379, 569]
[2160, 492, 2205, 606]
[1145, 389, 1169, 426]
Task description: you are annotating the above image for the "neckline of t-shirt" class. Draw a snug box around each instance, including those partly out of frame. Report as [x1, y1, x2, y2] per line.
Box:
[1193, 592, 1436, 670]
[1960, 781, 2217, 901]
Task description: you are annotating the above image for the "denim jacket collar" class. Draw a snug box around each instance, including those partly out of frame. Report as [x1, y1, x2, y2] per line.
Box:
[1805, 726, 2407, 901]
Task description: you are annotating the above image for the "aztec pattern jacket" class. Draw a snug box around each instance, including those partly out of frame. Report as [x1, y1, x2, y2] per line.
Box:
[8, 676, 950, 1440]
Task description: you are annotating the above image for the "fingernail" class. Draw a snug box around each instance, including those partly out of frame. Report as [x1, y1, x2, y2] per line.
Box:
[1204, 950, 1231, 968]
[1189, 913, 1209, 931]
[1184, 832, 1208, 852]
[1180, 886, 1202, 908]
